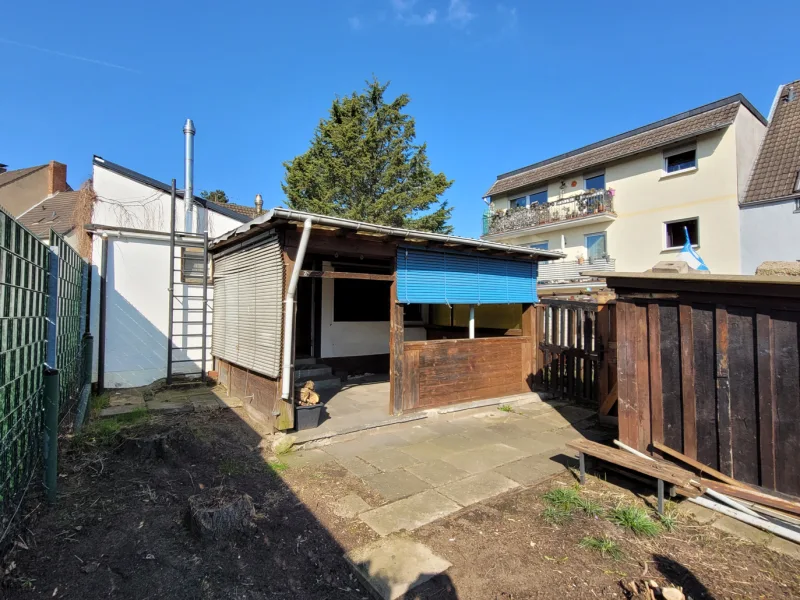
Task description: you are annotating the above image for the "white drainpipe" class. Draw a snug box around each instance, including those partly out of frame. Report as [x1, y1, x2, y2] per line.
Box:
[281, 218, 313, 400]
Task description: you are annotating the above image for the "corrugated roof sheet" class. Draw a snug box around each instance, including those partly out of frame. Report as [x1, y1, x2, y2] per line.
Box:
[742, 80, 800, 204]
[16, 191, 81, 237]
[487, 95, 760, 197]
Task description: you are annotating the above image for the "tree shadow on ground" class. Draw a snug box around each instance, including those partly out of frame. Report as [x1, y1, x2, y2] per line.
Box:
[653, 554, 715, 599]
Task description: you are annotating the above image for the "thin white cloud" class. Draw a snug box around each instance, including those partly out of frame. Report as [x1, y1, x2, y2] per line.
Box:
[390, 0, 438, 26]
[447, 0, 475, 27]
[497, 4, 518, 32]
[0, 37, 140, 73]
[348, 16, 363, 30]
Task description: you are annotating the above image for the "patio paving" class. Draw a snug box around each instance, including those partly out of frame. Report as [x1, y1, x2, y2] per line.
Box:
[291, 398, 611, 537]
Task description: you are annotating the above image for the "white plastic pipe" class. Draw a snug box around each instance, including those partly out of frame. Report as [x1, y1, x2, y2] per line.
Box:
[690, 496, 800, 545]
[469, 305, 475, 339]
[612, 440, 762, 518]
[281, 218, 313, 400]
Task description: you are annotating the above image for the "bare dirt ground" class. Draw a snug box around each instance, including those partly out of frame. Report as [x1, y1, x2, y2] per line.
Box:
[2, 408, 799, 600]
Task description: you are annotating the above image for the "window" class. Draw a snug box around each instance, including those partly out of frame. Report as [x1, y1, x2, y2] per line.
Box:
[510, 196, 528, 209]
[529, 189, 548, 205]
[529, 241, 549, 251]
[665, 218, 699, 249]
[584, 172, 605, 191]
[664, 146, 697, 173]
[585, 233, 607, 261]
[181, 247, 209, 284]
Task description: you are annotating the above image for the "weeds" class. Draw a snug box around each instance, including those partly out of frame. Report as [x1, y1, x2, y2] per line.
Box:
[542, 485, 605, 523]
[267, 461, 289, 474]
[542, 486, 582, 510]
[608, 503, 661, 537]
[497, 404, 514, 413]
[579, 536, 624, 560]
[543, 505, 574, 525]
[659, 511, 678, 532]
[74, 407, 149, 448]
[89, 393, 110, 418]
[576, 497, 604, 519]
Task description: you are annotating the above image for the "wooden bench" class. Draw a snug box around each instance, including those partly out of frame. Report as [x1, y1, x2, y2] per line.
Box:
[566, 438, 703, 514]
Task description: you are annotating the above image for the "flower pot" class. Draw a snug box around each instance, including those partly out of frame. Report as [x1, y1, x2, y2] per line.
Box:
[295, 404, 324, 430]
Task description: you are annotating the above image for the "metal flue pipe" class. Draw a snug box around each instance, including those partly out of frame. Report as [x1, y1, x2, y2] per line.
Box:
[183, 119, 196, 232]
[281, 218, 313, 399]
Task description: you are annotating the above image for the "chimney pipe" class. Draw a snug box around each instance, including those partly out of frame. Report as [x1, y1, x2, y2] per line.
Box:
[255, 193, 263, 215]
[183, 119, 196, 232]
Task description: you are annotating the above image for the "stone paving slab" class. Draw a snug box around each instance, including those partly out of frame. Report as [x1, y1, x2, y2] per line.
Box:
[362, 470, 431, 502]
[282, 449, 335, 468]
[323, 432, 408, 459]
[336, 456, 380, 478]
[98, 404, 144, 419]
[437, 471, 519, 506]
[405, 460, 470, 486]
[502, 430, 582, 456]
[493, 454, 566, 486]
[441, 443, 530, 474]
[359, 490, 462, 536]
[427, 433, 475, 453]
[359, 448, 420, 472]
[147, 400, 194, 414]
[397, 440, 457, 462]
[345, 537, 451, 600]
[333, 493, 371, 518]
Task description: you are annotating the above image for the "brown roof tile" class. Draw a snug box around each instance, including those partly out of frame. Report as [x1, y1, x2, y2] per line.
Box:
[742, 80, 800, 204]
[212, 201, 259, 219]
[487, 96, 756, 197]
[0, 164, 47, 188]
[17, 191, 81, 237]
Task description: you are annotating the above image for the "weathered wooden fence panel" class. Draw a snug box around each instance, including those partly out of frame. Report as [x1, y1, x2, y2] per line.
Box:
[608, 273, 800, 497]
[535, 299, 616, 409]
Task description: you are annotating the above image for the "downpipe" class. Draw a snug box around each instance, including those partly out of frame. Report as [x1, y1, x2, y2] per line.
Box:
[281, 218, 313, 400]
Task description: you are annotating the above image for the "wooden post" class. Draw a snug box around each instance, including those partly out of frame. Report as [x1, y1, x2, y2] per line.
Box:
[389, 262, 405, 415]
[648, 303, 664, 447]
[679, 304, 697, 459]
[715, 306, 732, 476]
[522, 304, 536, 391]
[596, 300, 611, 414]
[756, 312, 776, 490]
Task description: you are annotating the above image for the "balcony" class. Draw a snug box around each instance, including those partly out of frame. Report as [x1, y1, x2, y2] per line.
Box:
[483, 189, 616, 238]
[537, 257, 616, 287]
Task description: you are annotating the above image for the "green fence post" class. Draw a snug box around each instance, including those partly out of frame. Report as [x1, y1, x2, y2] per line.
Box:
[43, 368, 60, 503]
[74, 334, 94, 431]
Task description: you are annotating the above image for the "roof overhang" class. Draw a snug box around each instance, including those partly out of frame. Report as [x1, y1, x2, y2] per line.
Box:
[590, 271, 800, 299]
[210, 208, 565, 261]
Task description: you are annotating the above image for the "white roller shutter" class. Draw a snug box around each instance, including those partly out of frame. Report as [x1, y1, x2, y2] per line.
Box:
[212, 232, 283, 377]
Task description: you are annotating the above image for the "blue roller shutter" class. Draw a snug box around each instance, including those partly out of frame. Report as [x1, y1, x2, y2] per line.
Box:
[396, 247, 538, 304]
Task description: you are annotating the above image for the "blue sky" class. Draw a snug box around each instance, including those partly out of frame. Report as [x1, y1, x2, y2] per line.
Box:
[2, 0, 798, 238]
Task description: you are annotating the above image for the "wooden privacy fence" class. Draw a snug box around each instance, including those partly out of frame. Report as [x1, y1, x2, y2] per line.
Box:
[607, 273, 800, 497]
[535, 299, 616, 409]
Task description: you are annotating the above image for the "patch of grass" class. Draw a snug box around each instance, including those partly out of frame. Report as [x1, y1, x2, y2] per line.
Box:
[580, 536, 624, 560]
[659, 511, 678, 532]
[608, 503, 661, 537]
[89, 393, 110, 418]
[576, 497, 605, 519]
[267, 460, 288, 474]
[497, 404, 514, 413]
[543, 486, 583, 511]
[74, 406, 149, 448]
[543, 505, 573, 525]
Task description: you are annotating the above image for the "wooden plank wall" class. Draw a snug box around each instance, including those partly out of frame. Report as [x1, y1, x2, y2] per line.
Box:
[217, 358, 293, 430]
[617, 297, 800, 497]
[401, 336, 532, 411]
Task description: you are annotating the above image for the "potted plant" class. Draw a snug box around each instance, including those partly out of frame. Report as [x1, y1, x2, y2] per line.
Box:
[295, 381, 324, 430]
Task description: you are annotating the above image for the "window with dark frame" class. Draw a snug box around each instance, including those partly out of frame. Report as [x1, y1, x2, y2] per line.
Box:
[510, 196, 527, 208]
[584, 172, 605, 190]
[529, 190, 548, 205]
[529, 241, 549, 250]
[665, 149, 697, 173]
[181, 247, 208, 284]
[665, 218, 699, 248]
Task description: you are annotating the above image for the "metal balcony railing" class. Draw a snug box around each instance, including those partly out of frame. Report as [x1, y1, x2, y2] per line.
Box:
[484, 189, 615, 236]
[537, 257, 616, 285]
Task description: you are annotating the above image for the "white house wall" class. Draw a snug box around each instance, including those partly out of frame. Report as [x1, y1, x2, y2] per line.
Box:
[739, 199, 800, 274]
[90, 163, 244, 387]
[318, 263, 425, 359]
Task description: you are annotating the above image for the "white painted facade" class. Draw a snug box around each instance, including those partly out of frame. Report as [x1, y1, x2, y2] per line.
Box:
[487, 104, 767, 277]
[318, 262, 425, 359]
[739, 199, 800, 274]
[89, 161, 247, 387]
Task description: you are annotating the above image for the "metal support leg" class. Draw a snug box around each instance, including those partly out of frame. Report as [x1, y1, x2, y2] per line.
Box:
[579, 452, 586, 484]
[657, 479, 665, 515]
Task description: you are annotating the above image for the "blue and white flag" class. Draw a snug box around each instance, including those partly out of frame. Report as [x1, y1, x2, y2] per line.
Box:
[677, 226, 709, 272]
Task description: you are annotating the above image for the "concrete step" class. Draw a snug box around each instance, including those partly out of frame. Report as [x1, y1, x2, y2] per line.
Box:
[295, 376, 342, 391]
[296, 357, 317, 366]
[296, 365, 333, 379]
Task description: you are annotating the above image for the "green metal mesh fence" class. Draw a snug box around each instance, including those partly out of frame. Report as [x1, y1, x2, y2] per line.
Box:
[0, 207, 49, 532]
[50, 231, 89, 422]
